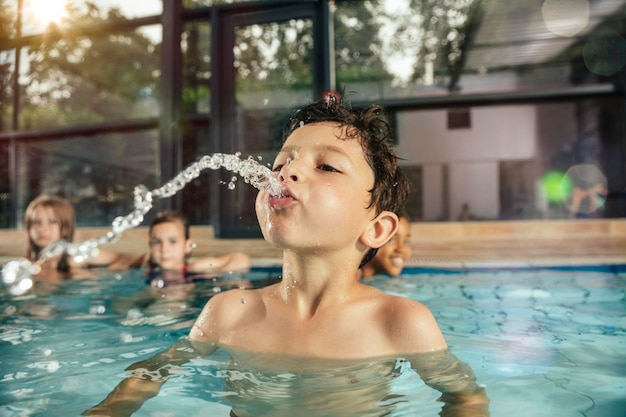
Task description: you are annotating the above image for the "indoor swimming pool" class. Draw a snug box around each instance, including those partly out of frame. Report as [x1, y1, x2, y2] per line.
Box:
[0, 265, 624, 417]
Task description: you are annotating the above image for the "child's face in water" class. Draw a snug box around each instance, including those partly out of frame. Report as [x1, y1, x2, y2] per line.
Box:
[256, 122, 377, 252]
[29, 206, 62, 250]
[149, 220, 190, 271]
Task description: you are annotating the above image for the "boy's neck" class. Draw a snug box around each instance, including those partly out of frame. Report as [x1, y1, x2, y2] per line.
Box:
[278, 251, 363, 313]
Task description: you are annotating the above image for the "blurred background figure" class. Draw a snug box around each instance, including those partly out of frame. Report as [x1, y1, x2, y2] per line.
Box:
[142, 210, 251, 285]
[457, 203, 475, 221]
[25, 195, 140, 279]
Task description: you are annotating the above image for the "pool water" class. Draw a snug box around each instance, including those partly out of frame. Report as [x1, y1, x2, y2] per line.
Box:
[0, 266, 624, 417]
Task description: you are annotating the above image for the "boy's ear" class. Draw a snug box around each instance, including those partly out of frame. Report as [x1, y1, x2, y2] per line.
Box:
[359, 211, 399, 249]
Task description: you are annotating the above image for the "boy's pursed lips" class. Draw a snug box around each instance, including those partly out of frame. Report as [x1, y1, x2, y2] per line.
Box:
[268, 185, 296, 209]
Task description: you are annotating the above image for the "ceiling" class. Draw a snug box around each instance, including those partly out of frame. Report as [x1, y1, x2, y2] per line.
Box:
[466, 0, 626, 73]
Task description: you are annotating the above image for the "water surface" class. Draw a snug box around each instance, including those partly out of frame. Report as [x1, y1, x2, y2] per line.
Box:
[0, 266, 624, 416]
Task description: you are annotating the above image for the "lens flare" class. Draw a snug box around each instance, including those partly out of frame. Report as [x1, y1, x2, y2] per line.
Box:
[540, 170, 572, 204]
[25, 0, 68, 28]
[541, 0, 589, 37]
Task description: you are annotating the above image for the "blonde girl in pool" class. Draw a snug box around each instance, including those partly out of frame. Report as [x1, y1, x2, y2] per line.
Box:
[25, 195, 141, 278]
[25, 195, 75, 276]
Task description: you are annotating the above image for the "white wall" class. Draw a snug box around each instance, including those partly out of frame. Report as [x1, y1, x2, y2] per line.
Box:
[422, 164, 445, 221]
[450, 161, 500, 220]
[397, 105, 537, 220]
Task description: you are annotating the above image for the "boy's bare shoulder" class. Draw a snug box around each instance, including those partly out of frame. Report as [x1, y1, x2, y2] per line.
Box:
[190, 285, 274, 343]
[373, 291, 448, 353]
[371, 291, 434, 323]
[207, 286, 269, 318]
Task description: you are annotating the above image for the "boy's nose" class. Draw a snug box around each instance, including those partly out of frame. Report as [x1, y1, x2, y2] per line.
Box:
[278, 159, 300, 182]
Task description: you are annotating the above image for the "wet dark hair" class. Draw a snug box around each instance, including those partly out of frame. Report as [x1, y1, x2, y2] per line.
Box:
[283, 94, 410, 267]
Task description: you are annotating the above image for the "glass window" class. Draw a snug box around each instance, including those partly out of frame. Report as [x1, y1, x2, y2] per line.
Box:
[1, 0, 16, 39]
[2, 0, 624, 232]
[234, 18, 315, 121]
[15, 129, 160, 227]
[18, 25, 161, 130]
[232, 16, 316, 159]
[180, 120, 216, 226]
[182, 21, 211, 115]
[20, 0, 67, 37]
[19, 0, 161, 37]
[84, 0, 162, 19]
[184, 0, 248, 7]
[0, 50, 14, 130]
[333, 0, 624, 101]
[397, 97, 624, 222]
[227, 17, 315, 235]
[0, 140, 11, 228]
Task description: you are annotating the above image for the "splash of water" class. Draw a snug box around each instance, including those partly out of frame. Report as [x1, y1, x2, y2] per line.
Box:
[1, 153, 282, 295]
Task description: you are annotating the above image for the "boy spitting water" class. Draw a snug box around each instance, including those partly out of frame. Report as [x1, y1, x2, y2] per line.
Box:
[84, 96, 489, 417]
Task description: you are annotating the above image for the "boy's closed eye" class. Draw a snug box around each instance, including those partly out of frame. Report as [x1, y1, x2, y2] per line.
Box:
[272, 162, 341, 173]
[318, 164, 340, 173]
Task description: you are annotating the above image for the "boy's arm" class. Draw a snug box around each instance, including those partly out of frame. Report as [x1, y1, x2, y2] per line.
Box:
[409, 349, 489, 417]
[390, 299, 489, 416]
[82, 338, 216, 417]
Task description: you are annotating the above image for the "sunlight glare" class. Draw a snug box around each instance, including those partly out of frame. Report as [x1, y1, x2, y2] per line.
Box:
[382, 0, 410, 15]
[25, 0, 68, 28]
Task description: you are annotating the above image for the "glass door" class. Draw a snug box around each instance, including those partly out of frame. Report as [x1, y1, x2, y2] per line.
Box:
[212, 2, 329, 237]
